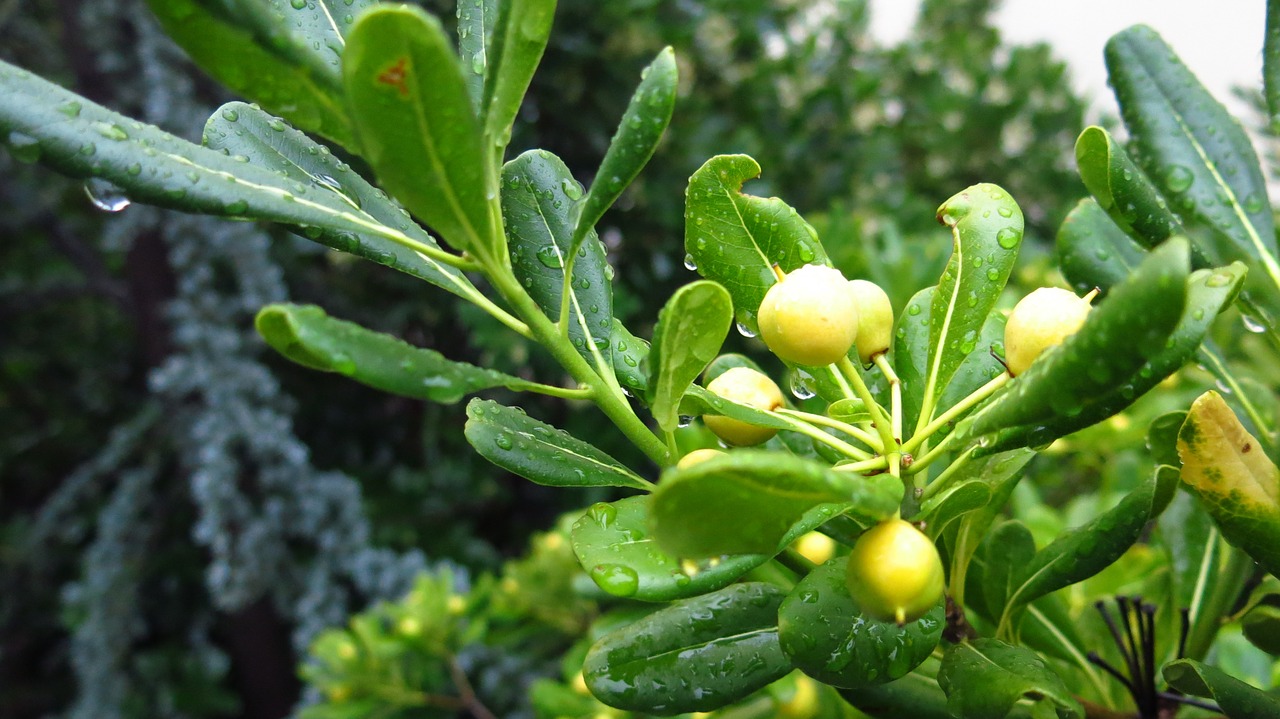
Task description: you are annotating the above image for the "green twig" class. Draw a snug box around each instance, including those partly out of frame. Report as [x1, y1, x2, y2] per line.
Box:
[902, 372, 1008, 455]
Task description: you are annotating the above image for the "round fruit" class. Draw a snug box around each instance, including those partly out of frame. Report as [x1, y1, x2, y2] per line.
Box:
[677, 448, 726, 469]
[1004, 287, 1092, 376]
[702, 367, 784, 446]
[794, 531, 836, 565]
[848, 279, 893, 364]
[757, 265, 859, 366]
[845, 518, 944, 625]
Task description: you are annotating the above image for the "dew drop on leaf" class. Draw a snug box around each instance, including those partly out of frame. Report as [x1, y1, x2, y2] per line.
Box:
[83, 178, 131, 213]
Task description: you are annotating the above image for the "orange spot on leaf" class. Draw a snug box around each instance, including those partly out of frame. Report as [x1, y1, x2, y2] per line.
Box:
[377, 57, 410, 97]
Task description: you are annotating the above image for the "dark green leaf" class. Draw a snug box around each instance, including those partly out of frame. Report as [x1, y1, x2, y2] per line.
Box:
[932, 310, 1008, 444]
[1243, 604, 1280, 655]
[1268, 0, 1280, 133]
[683, 154, 827, 331]
[481, 0, 555, 149]
[937, 639, 1083, 719]
[344, 6, 495, 257]
[980, 521, 1037, 622]
[1159, 490, 1222, 621]
[1178, 390, 1280, 577]
[651, 451, 902, 557]
[916, 449, 1034, 538]
[582, 583, 792, 714]
[1164, 658, 1280, 717]
[502, 150, 615, 370]
[146, 0, 358, 149]
[1056, 197, 1149, 296]
[204, 102, 480, 299]
[837, 656, 951, 719]
[1147, 411, 1189, 467]
[464, 399, 651, 490]
[255, 304, 528, 403]
[648, 281, 732, 432]
[894, 287, 935, 435]
[1075, 126, 1184, 248]
[778, 557, 942, 688]
[571, 47, 677, 254]
[677, 384, 794, 434]
[610, 319, 650, 396]
[571, 496, 835, 602]
[457, 0, 498, 109]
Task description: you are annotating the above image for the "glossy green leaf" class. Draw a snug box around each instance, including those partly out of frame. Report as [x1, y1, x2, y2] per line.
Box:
[778, 557, 942, 688]
[916, 449, 1034, 539]
[457, 0, 498, 109]
[998, 468, 1177, 626]
[203, 102, 482, 299]
[146, 0, 358, 149]
[464, 399, 652, 490]
[838, 656, 951, 719]
[1268, 0, 1280, 132]
[922, 184, 1023, 421]
[828, 399, 871, 425]
[648, 280, 733, 432]
[894, 287, 935, 435]
[571, 48, 677, 255]
[1056, 197, 1148, 296]
[256, 304, 530, 403]
[651, 451, 902, 557]
[610, 319, 650, 396]
[1075, 126, 1184, 248]
[502, 150, 615, 369]
[344, 6, 495, 258]
[677, 384, 794, 434]
[571, 496, 836, 602]
[1147, 411, 1189, 468]
[1107, 24, 1280, 328]
[980, 521, 1037, 623]
[582, 583, 792, 714]
[1178, 390, 1280, 577]
[1243, 605, 1280, 655]
[683, 154, 827, 331]
[960, 238, 1191, 448]
[937, 639, 1083, 719]
[481, 0, 555, 149]
[1164, 658, 1280, 717]
[931, 311, 1007, 444]
[1159, 490, 1222, 623]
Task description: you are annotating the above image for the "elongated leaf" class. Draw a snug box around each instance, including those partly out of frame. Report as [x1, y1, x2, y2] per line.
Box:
[211, 0, 365, 83]
[502, 150, 615, 369]
[1000, 469, 1177, 624]
[894, 287, 935, 437]
[960, 238, 1190, 446]
[916, 449, 1033, 538]
[456, 0, 498, 109]
[838, 657, 951, 719]
[683, 155, 827, 331]
[648, 281, 732, 432]
[931, 311, 1007, 444]
[464, 399, 652, 490]
[937, 639, 1083, 719]
[204, 102, 481, 299]
[779, 557, 942, 688]
[344, 6, 496, 258]
[980, 521, 1037, 622]
[256, 304, 530, 403]
[1268, 0, 1280, 132]
[677, 384, 794, 434]
[571, 48, 678, 253]
[482, 0, 555, 148]
[0, 60, 430, 245]
[1107, 24, 1280, 327]
[582, 583, 792, 713]
[572, 496, 835, 602]
[1240, 578, 1280, 654]
[1159, 487, 1223, 627]
[651, 451, 902, 557]
[146, 0, 358, 149]
[1164, 658, 1280, 717]
[609, 319, 649, 396]
[1057, 197, 1149, 296]
[1075, 126, 1184, 247]
[922, 184, 1023, 420]
[1178, 390, 1280, 577]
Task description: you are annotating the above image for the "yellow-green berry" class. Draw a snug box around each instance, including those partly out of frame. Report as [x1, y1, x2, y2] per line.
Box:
[757, 265, 859, 367]
[1004, 287, 1092, 376]
[702, 367, 784, 446]
[848, 279, 893, 364]
[845, 518, 944, 625]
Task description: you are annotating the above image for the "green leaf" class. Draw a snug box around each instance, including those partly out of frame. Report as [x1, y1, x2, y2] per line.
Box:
[1164, 658, 1280, 717]
[609, 319, 650, 396]
[203, 102, 480, 299]
[571, 47, 678, 254]
[837, 656, 952, 719]
[571, 496, 835, 602]
[481, 0, 556, 150]
[582, 583, 792, 714]
[1268, 0, 1280, 133]
[1147, 411, 1189, 468]
[677, 384, 794, 434]
[1056, 197, 1149, 296]
[255, 304, 529, 403]
[937, 639, 1083, 719]
[1159, 490, 1222, 622]
[146, 0, 359, 150]
[922, 184, 1023, 420]
[932, 310, 1008, 444]
[980, 521, 1038, 622]
[1107, 24, 1280, 328]
[1242, 577, 1280, 654]
[1178, 390, 1280, 577]
[464, 399, 652, 490]
[502, 150, 615, 370]
[916, 449, 1034, 539]
[895, 287, 935, 435]
[683, 155, 827, 331]
[778, 557, 942, 688]
[648, 281, 733, 432]
[650, 451, 902, 557]
[457, 0, 498, 109]
[1075, 126, 1184, 248]
[999, 468, 1177, 626]
[960, 238, 1191, 448]
[344, 6, 495, 258]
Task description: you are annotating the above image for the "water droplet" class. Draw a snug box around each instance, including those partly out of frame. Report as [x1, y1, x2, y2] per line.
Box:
[221, 107, 239, 122]
[588, 502, 617, 529]
[1164, 165, 1193, 193]
[267, 118, 287, 132]
[57, 100, 82, 118]
[997, 206, 1013, 218]
[83, 178, 131, 212]
[590, 564, 639, 597]
[677, 415, 693, 428]
[907, 303, 922, 316]
[330, 353, 357, 375]
[789, 370, 816, 400]
[471, 50, 486, 74]
[495, 433, 514, 450]
[290, 0, 307, 8]
[561, 177, 583, 200]
[5, 131, 41, 163]
[986, 267, 1000, 281]
[996, 227, 1020, 249]
[736, 321, 757, 338]
[1242, 314, 1267, 333]
[534, 246, 563, 269]
[91, 122, 128, 141]
[797, 243, 815, 262]
[683, 253, 698, 271]
[225, 199, 248, 215]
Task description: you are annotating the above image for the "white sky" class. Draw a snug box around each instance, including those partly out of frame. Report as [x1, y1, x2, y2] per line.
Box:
[867, 0, 1268, 121]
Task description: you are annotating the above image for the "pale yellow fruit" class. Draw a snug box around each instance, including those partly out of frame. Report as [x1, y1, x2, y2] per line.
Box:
[845, 518, 944, 625]
[794, 531, 836, 566]
[848, 279, 893, 364]
[702, 367, 784, 446]
[778, 675, 820, 718]
[758, 265, 859, 366]
[1004, 287, 1092, 376]
[677, 448, 727, 469]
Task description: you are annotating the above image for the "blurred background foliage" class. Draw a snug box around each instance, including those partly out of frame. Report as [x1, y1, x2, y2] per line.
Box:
[0, 0, 1093, 717]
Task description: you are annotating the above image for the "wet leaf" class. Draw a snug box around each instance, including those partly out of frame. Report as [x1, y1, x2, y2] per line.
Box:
[837, 656, 951, 719]
[894, 287, 935, 435]
[1056, 197, 1148, 296]
[937, 638, 1083, 719]
[1164, 659, 1280, 717]
[456, 0, 498, 109]
[648, 281, 733, 432]
[1241, 577, 1280, 654]
[481, 0, 555, 148]
[1075, 126, 1184, 248]
[610, 319, 650, 397]
[980, 521, 1037, 622]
